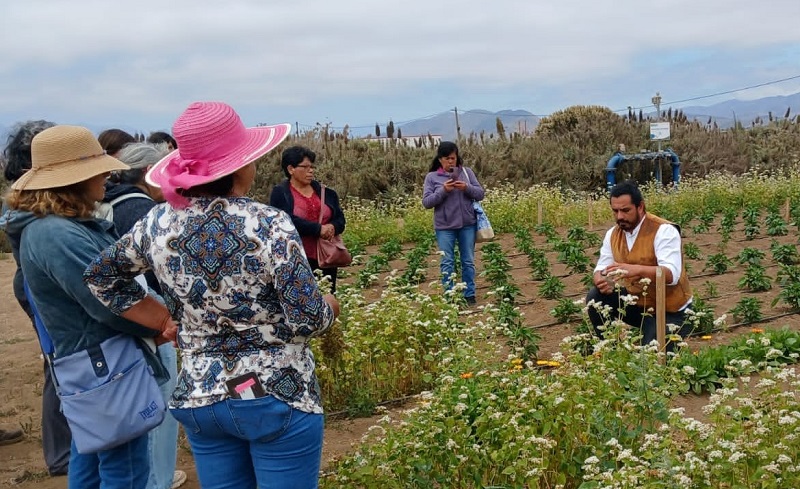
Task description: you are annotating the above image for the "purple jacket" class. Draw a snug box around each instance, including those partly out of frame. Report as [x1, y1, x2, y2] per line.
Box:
[422, 166, 485, 230]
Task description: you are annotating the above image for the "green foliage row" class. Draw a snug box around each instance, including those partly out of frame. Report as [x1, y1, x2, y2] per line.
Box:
[322, 326, 800, 488]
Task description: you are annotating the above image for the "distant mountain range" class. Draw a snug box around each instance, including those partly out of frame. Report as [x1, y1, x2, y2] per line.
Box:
[677, 93, 800, 127]
[385, 92, 800, 141]
[394, 109, 539, 141]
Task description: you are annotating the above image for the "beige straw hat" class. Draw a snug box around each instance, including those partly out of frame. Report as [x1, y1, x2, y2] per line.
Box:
[11, 125, 130, 191]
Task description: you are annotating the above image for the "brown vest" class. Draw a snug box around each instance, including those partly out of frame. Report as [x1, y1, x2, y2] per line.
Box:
[610, 213, 692, 312]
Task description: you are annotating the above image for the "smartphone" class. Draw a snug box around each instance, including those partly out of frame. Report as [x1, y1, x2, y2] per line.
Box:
[225, 372, 267, 400]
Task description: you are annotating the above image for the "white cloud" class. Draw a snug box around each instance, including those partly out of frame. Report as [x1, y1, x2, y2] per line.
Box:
[2, 0, 800, 128]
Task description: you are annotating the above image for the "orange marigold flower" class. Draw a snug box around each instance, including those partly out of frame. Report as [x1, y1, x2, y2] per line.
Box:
[460, 372, 473, 379]
[751, 328, 764, 334]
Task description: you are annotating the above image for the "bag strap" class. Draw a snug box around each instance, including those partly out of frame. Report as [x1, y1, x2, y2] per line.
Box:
[110, 192, 154, 206]
[318, 185, 326, 224]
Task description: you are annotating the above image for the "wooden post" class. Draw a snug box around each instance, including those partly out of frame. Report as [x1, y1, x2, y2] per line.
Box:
[785, 198, 791, 222]
[655, 266, 666, 364]
[537, 201, 543, 226]
[588, 199, 594, 230]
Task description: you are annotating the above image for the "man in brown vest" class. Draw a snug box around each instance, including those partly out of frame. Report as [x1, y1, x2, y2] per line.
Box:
[586, 180, 693, 349]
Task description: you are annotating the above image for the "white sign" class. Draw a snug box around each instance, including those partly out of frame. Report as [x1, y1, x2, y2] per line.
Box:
[650, 122, 671, 141]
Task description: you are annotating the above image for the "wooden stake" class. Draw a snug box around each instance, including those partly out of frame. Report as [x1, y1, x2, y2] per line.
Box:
[785, 198, 791, 222]
[655, 266, 666, 364]
[588, 199, 593, 230]
[537, 201, 543, 226]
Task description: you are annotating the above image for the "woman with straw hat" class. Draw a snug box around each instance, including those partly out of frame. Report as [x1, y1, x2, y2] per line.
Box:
[84, 101, 340, 489]
[3, 125, 178, 488]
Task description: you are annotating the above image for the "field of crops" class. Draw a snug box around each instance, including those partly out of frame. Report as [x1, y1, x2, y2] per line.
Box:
[314, 171, 800, 488]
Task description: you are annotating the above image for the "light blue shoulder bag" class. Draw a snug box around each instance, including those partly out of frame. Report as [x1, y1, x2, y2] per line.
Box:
[472, 201, 495, 242]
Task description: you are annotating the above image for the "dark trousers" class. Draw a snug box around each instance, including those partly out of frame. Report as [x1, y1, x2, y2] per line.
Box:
[42, 359, 71, 475]
[307, 258, 337, 293]
[585, 287, 691, 350]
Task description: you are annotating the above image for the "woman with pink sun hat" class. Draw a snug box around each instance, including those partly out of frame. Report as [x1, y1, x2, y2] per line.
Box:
[85, 102, 340, 489]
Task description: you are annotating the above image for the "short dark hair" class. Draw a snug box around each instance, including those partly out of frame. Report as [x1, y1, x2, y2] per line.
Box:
[98, 129, 135, 156]
[281, 146, 316, 178]
[147, 131, 177, 149]
[2, 120, 56, 182]
[609, 180, 643, 207]
[429, 141, 463, 172]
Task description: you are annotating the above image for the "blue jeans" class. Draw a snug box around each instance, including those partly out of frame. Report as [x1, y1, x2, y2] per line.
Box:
[435, 225, 477, 298]
[68, 434, 149, 489]
[171, 396, 324, 489]
[147, 342, 179, 489]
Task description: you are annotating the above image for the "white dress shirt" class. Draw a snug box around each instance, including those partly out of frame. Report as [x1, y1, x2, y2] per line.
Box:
[594, 216, 683, 286]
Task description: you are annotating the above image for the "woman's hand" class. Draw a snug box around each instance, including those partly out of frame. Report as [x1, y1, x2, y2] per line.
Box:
[320, 224, 335, 240]
[323, 294, 340, 319]
[452, 181, 467, 191]
[156, 318, 178, 346]
[443, 179, 456, 193]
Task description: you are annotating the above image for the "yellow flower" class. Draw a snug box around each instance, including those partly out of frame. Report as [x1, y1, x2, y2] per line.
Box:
[536, 360, 561, 367]
[701, 335, 713, 340]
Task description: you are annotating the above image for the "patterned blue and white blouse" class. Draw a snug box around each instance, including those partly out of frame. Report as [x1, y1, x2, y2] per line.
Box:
[84, 197, 335, 413]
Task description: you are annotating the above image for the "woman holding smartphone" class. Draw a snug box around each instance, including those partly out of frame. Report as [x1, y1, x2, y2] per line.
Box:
[422, 141, 485, 306]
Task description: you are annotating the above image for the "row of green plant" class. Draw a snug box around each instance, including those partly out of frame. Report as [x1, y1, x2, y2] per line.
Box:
[674, 327, 800, 394]
[322, 323, 800, 488]
[480, 242, 540, 361]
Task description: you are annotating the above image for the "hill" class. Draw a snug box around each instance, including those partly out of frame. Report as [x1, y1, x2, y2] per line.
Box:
[670, 93, 800, 128]
[396, 109, 539, 141]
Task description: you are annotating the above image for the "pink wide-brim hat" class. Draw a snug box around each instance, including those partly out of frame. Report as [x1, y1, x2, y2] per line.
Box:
[146, 101, 290, 204]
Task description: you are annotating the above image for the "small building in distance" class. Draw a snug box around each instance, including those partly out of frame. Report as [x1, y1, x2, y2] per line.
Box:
[362, 134, 442, 148]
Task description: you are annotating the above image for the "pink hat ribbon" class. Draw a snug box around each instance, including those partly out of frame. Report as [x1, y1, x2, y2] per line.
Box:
[162, 157, 214, 208]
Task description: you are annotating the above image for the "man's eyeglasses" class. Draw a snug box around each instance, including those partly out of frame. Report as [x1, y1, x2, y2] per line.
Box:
[296, 164, 315, 170]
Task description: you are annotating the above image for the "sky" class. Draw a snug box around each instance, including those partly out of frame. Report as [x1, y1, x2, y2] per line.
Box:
[2, 0, 800, 136]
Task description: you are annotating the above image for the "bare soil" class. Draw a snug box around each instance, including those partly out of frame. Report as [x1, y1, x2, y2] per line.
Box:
[2, 218, 799, 487]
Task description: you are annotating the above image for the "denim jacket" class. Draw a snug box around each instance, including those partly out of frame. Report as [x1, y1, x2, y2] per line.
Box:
[1, 210, 165, 380]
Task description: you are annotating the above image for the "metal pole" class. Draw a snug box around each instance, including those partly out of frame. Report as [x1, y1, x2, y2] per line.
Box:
[652, 92, 662, 153]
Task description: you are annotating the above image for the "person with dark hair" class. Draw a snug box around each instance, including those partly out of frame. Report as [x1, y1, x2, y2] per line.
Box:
[85, 102, 339, 489]
[96, 142, 187, 489]
[98, 128, 136, 157]
[147, 132, 177, 151]
[586, 180, 693, 349]
[422, 141, 485, 305]
[0, 120, 71, 473]
[4, 125, 176, 488]
[269, 145, 346, 293]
